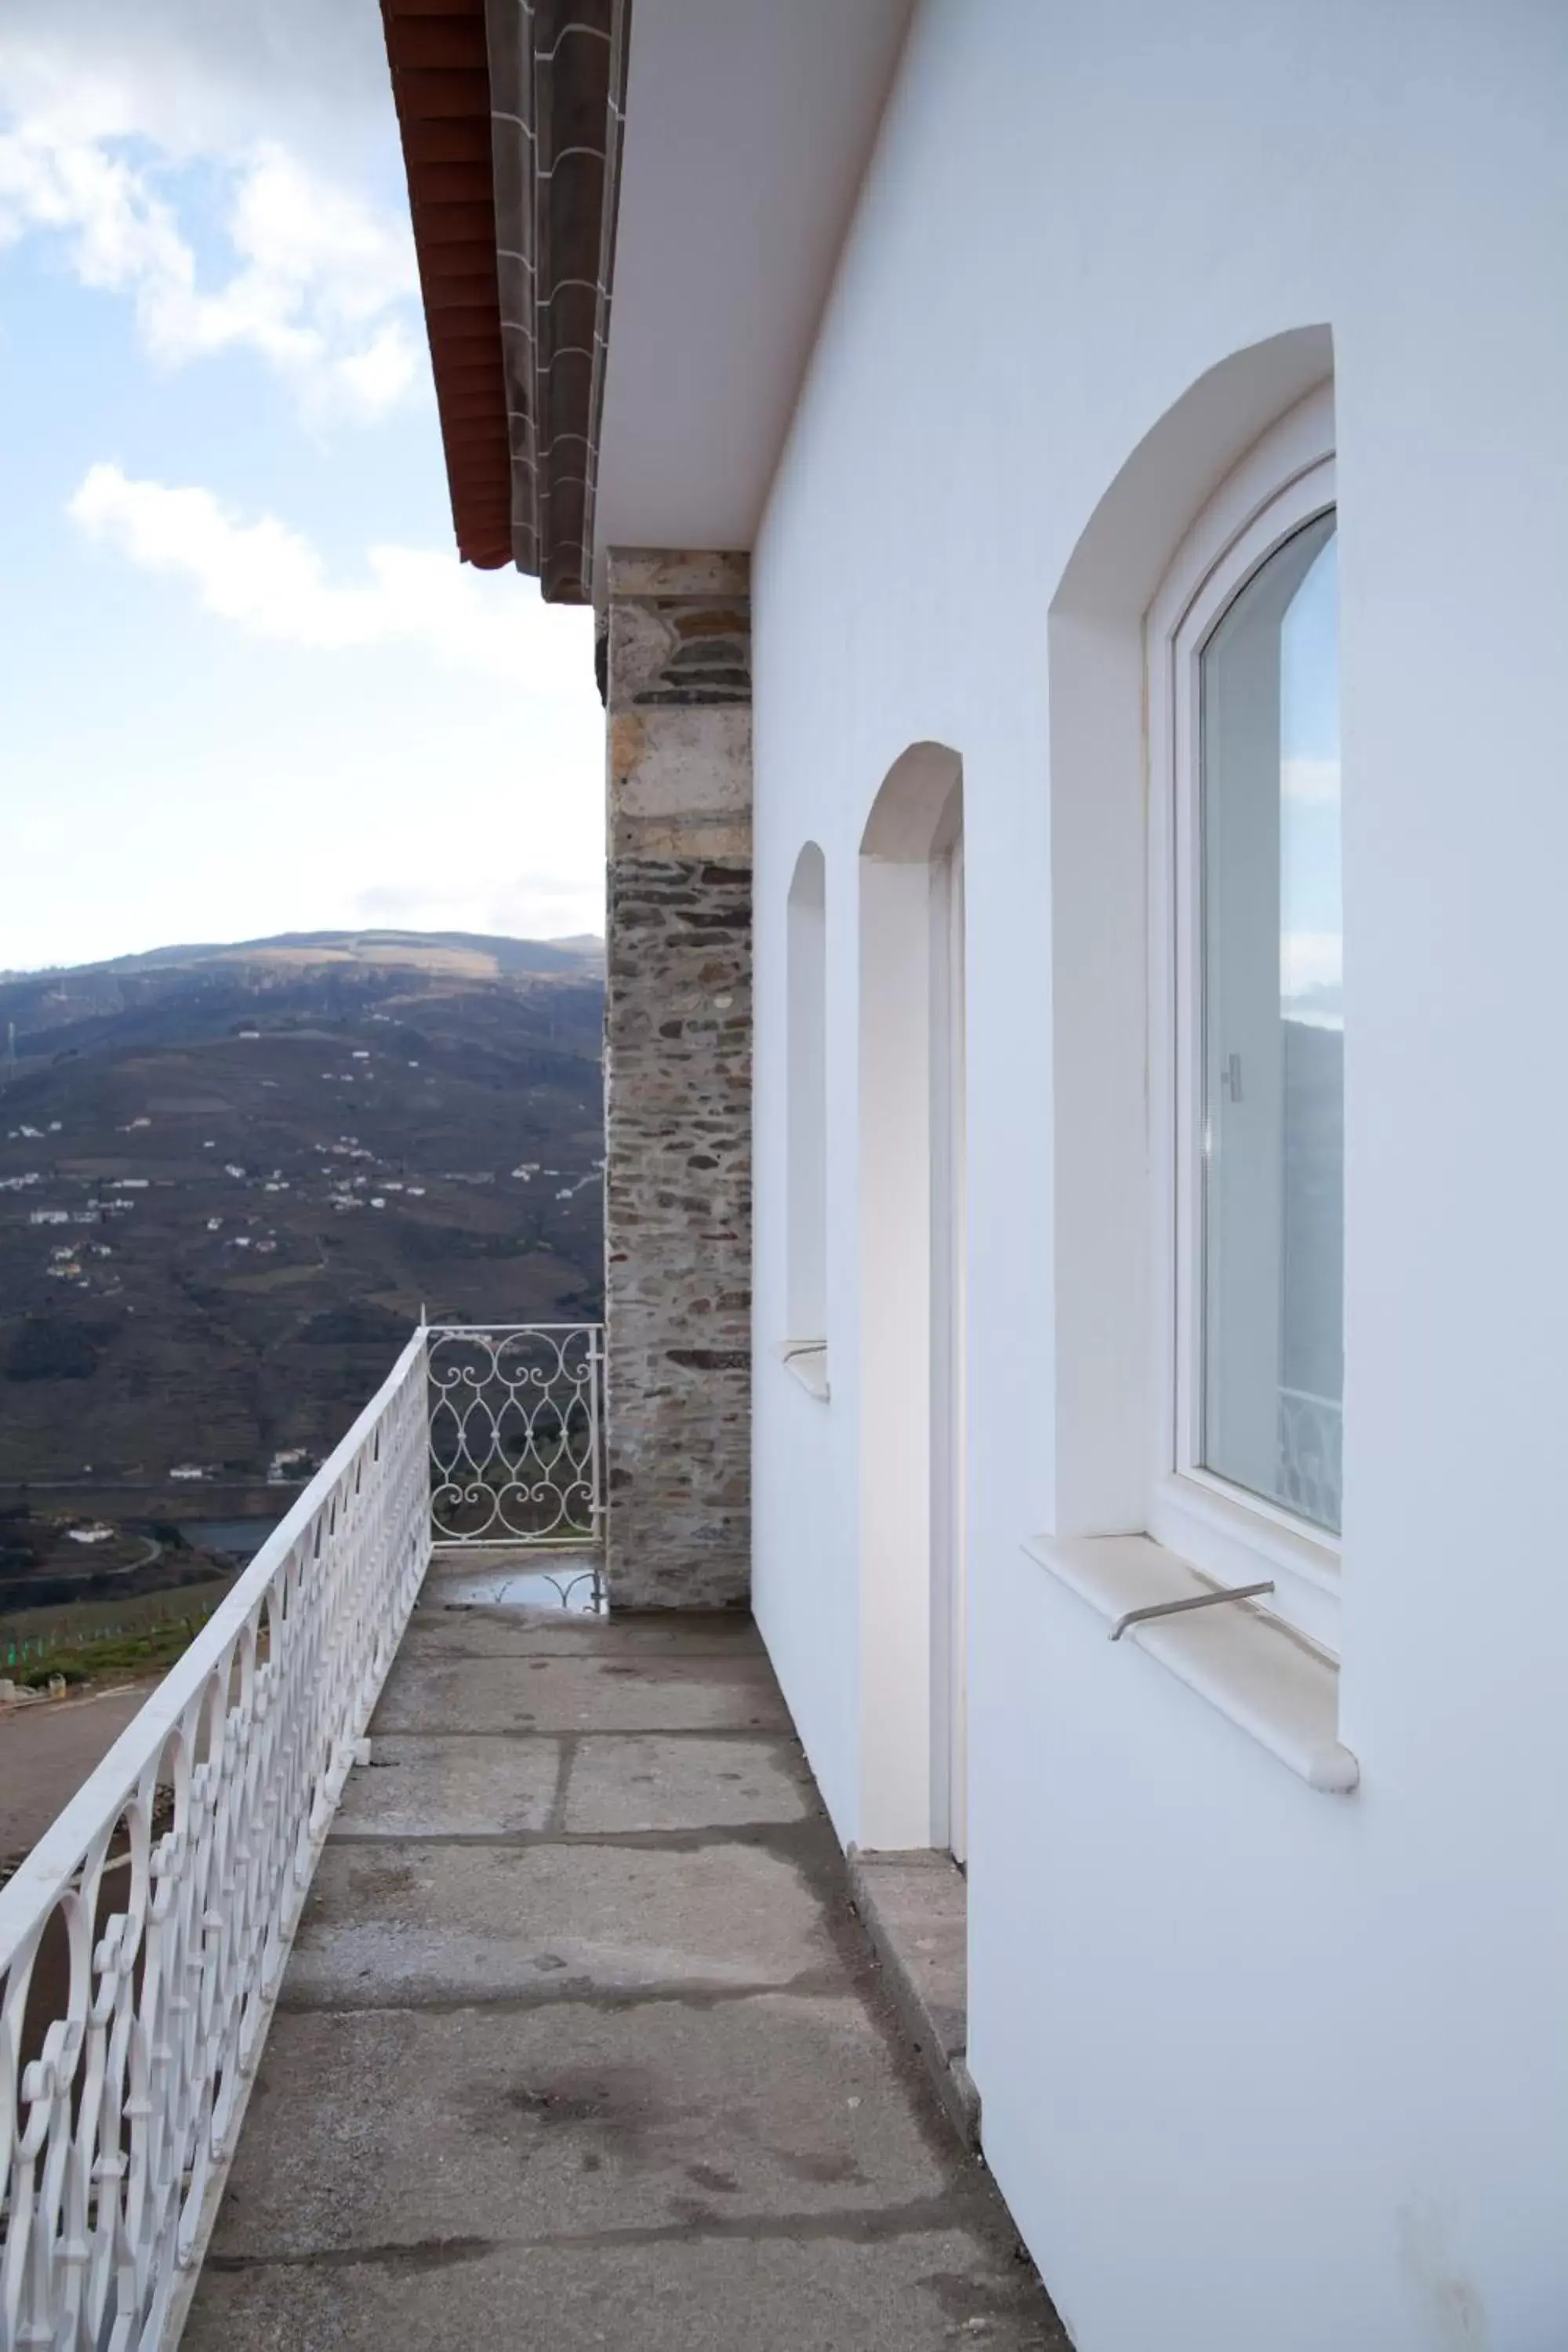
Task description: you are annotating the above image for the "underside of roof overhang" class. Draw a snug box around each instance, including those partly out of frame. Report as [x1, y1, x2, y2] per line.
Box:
[381, 0, 630, 602]
[385, 0, 913, 604]
[591, 0, 914, 572]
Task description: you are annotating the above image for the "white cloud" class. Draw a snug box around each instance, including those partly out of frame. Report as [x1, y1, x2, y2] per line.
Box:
[0, 2, 396, 180]
[354, 877, 604, 945]
[1282, 930, 1343, 1002]
[0, 9, 608, 976]
[0, 7, 421, 421]
[0, 126, 419, 421]
[68, 464, 591, 691]
[1283, 756, 1340, 805]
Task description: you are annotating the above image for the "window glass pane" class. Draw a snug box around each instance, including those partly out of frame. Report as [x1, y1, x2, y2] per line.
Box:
[1199, 513, 1341, 1532]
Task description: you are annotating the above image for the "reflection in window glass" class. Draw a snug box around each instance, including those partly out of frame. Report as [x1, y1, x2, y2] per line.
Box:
[1199, 514, 1341, 1532]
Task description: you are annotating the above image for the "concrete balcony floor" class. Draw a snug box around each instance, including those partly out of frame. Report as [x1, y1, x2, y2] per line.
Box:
[183, 1569, 1068, 2349]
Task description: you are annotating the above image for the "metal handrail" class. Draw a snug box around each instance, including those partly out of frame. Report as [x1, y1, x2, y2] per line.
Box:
[0, 1329, 430, 2350]
[1109, 1580, 1275, 1642]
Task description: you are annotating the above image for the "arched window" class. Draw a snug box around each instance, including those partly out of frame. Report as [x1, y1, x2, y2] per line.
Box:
[1039, 345, 1345, 1688]
[785, 842, 827, 1356]
[1149, 389, 1341, 1592]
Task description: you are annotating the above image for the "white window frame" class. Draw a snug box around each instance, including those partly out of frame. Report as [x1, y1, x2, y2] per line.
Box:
[1146, 387, 1341, 1653]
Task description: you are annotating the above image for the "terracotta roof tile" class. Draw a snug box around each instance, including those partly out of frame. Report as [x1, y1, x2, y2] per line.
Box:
[382, 0, 630, 597]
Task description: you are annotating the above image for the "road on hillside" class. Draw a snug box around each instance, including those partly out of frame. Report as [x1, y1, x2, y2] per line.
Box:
[0, 1683, 156, 1873]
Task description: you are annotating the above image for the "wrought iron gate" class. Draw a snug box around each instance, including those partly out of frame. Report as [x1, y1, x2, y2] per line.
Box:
[425, 1323, 604, 1549]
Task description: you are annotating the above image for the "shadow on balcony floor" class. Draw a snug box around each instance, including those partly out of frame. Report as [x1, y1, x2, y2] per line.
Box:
[181, 1578, 1068, 2350]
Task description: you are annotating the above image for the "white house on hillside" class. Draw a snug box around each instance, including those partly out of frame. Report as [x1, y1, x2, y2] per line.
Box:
[387, 4, 1568, 2345]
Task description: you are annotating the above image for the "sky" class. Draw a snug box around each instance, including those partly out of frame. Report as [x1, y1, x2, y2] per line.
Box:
[1278, 525, 1341, 1022]
[0, 0, 604, 976]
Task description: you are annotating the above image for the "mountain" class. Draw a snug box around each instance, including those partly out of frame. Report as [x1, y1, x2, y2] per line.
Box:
[0, 931, 604, 1512]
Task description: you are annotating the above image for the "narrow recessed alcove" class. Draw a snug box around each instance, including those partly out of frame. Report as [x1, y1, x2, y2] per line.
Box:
[857, 742, 966, 1857]
[854, 738, 976, 2140]
[782, 841, 828, 1392]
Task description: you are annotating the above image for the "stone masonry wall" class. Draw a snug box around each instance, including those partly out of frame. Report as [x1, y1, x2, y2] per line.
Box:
[604, 550, 751, 1607]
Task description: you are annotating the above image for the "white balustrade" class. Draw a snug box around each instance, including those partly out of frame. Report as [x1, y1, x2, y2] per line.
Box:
[0, 1329, 430, 2352]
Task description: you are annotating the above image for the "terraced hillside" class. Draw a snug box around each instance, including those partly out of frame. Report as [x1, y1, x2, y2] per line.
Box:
[0, 931, 604, 1519]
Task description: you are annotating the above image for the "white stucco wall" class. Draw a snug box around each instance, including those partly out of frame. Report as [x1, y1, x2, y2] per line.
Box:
[746, 2, 1568, 2347]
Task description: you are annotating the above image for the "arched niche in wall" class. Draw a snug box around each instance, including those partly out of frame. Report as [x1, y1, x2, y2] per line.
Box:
[1044, 323, 1334, 1537]
[857, 740, 967, 1853]
[786, 841, 828, 1350]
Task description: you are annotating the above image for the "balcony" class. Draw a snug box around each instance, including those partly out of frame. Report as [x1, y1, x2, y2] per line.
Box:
[0, 1329, 1064, 2351]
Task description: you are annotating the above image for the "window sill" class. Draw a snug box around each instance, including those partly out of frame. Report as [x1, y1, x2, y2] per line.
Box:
[775, 1338, 829, 1401]
[1020, 1530, 1358, 1795]
[1149, 1472, 1341, 1653]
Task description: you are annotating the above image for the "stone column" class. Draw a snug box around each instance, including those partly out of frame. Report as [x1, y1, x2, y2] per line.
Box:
[602, 550, 751, 1607]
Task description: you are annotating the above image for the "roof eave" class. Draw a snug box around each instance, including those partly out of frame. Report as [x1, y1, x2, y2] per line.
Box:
[382, 0, 631, 601]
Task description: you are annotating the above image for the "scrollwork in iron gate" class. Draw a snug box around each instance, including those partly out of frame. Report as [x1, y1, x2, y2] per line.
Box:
[426, 1323, 603, 1547]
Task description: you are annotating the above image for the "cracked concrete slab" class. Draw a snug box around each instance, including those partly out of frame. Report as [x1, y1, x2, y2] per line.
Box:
[187, 2224, 1062, 2352]
[282, 1835, 835, 2008]
[336, 1735, 562, 1838]
[372, 1651, 789, 1736]
[561, 1733, 815, 1831]
[205, 1992, 950, 2256]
